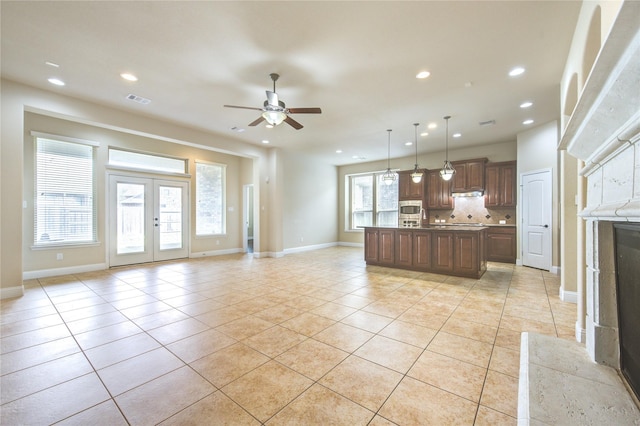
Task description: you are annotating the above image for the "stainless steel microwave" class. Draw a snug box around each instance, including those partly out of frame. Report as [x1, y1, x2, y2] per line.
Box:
[399, 200, 422, 215]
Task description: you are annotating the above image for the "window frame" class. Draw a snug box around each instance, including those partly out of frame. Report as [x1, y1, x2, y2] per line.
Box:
[31, 132, 100, 248]
[195, 160, 227, 237]
[346, 170, 399, 231]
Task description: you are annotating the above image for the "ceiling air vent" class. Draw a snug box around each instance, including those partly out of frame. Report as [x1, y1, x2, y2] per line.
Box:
[126, 94, 151, 105]
[479, 119, 496, 127]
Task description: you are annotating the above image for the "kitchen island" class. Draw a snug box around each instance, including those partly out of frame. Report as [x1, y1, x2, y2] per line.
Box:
[364, 226, 487, 279]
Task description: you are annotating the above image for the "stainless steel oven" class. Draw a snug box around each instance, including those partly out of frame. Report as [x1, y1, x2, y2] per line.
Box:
[398, 200, 423, 227]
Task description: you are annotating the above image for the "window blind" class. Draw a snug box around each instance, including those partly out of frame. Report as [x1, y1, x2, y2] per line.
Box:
[34, 137, 97, 245]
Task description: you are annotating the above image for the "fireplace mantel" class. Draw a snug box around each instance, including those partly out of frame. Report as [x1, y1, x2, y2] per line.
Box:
[558, 1, 640, 168]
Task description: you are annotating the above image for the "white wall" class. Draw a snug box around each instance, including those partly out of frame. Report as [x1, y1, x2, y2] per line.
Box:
[1, 79, 339, 296]
[282, 150, 338, 251]
[517, 120, 561, 268]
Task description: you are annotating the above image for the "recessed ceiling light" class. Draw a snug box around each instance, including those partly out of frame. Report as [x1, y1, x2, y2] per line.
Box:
[261, 140, 269, 144]
[420, 132, 429, 137]
[520, 101, 533, 108]
[230, 127, 245, 133]
[416, 71, 431, 79]
[453, 133, 462, 138]
[427, 123, 438, 129]
[352, 155, 366, 160]
[336, 149, 342, 154]
[47, 78, 65, 86]
[265, 124, 274, 129]
[120, 73, 138, 82]
[405, 141, 413, 146]
[509, 67, 525, 77]
[523, 119, 534, 125]
[45, 61, 59, 68]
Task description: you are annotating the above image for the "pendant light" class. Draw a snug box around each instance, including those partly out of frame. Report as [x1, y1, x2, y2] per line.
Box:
[410, 123, 423, 183]
[382, 129, 396, 185]
[440, 115, 456, 181]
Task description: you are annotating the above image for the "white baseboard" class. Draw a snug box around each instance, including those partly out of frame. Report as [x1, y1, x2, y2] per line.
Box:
[560, 289, 578, 304]
[190, 248, 243, 258]
[338, 242, 364, 248]
[283, 242, 337, 254]
[1, 285, 25, 300]
[23, 263, 107, 280]
[253, 251, 284, 258]
[575, 321, 586, 343]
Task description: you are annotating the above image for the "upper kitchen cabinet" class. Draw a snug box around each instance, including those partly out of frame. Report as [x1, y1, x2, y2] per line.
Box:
[485, 161, 517, 207]
[398, 169, 427, 200]
[427, 170, 454, 210]
[451, 158, 488, 193]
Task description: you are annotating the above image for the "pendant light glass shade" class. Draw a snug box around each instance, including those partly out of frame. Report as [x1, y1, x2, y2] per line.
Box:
[440, 115, 456, 181]
[410, 123, 423, 183]
[382, 129, 396, 185]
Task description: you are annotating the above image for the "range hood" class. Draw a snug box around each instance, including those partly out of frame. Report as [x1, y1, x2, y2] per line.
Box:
[451, 190, 484, 197]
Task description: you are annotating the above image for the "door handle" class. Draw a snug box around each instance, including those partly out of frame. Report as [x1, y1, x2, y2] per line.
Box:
[544, 224, 549, 228]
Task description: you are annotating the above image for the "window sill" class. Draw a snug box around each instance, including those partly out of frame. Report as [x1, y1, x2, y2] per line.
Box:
[31, 241, 101, 250]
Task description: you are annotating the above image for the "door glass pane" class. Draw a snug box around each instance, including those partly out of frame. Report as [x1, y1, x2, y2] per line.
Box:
[158, 185, 183, 250]
[117, 183, 145, 254]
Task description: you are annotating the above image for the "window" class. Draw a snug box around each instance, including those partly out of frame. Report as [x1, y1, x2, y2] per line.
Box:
[348, 172, 398, 230]
[195, 161, 226, 235]
[108, 148, 188, 174]
[34, 135, 98, 246]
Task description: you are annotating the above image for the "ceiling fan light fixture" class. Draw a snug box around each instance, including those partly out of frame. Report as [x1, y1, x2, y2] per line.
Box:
[410, 123, 422, 183]
[262, 110, 287, 126]
[440, 115, 456, 181]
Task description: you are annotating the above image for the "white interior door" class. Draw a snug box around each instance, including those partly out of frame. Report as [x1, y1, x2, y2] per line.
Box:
[109, 175, 189, 267]
[522, 169, 552, 270]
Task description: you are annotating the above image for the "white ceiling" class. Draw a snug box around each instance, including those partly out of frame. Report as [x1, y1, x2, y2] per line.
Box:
[1, 1, 581, 166]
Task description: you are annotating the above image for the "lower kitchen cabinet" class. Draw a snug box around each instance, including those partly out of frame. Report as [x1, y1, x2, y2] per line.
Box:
[364, 227, 486, 278]
[431, 232, 454, 273]
[486, 226, 516, 263]
[413, 231, 431, 268]
[364, 228, 379, 263]
[379, 229, 395, 265]
[396, 230, 414, 268]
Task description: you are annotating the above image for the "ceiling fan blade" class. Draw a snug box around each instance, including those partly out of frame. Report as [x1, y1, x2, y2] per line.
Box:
[248, 116, 266, 127]
[224, 104, 263, 111]
[284, 116, 304, 130]
[266, 91, 279, 106]
[287, 107, 322, 114]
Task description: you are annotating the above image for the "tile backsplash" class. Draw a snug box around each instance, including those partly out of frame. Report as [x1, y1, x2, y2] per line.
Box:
[428, 196, 516, 225]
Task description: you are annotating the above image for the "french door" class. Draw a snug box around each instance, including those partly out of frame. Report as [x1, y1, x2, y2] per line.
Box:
[109, 175, 189, 267]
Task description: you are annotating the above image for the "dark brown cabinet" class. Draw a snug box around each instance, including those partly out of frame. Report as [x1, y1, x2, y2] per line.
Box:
[485, 161, 517, 207]
[486, 226, 516, 263]
[451, 158, 487, 192]
[364, 228, 379, 263]
[431, 231, 454, 273]
[427, 170, 454, 209]
[413, 231, 431, 268]
[398, 170, 426, 200]
[379, 229, 396, 265]
[364, 226, 486, 278]
[396, 230, 413, 267]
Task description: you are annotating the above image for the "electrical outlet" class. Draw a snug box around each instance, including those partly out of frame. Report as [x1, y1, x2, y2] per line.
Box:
[56, 253, 63, 260]
[216, 240, 220, 245]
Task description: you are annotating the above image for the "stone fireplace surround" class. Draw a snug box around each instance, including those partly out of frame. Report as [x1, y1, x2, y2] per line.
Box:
[518, 3, 640, 424]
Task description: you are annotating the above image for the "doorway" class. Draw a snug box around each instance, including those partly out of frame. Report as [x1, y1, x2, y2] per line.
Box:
[243, 184, 254, 253]
[108, 175, 189, 267]
[521, 169, 552, 270]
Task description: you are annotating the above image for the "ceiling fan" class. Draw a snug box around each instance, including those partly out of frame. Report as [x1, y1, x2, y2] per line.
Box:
[224, 73, 322, 130]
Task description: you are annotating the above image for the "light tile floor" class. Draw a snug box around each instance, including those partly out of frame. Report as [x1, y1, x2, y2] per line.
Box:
[0, 247, 576, 425]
